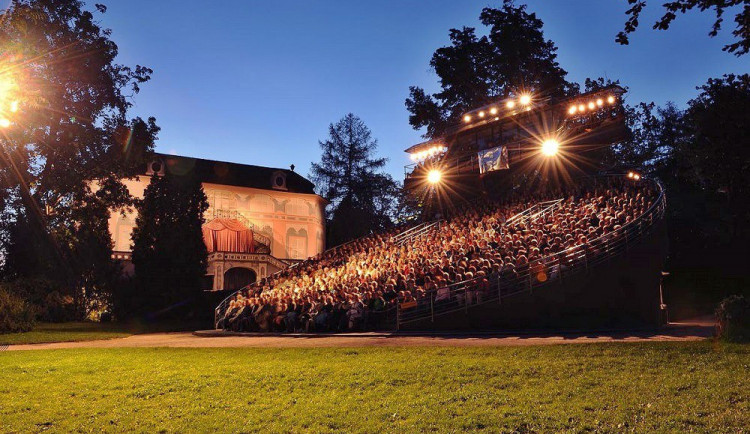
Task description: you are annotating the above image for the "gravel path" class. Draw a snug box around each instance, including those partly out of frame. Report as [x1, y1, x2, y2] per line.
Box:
[4, 320, 713, 351]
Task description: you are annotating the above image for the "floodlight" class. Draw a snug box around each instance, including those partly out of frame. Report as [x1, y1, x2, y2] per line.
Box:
[0, 118, 10, 128]
[541, 139, 560, 156]
[463, 114, 471, 123]
[489, 107, 498, 115]
[607, 95, 616, 104]
[588, 101, 595, 110]
[478, 111, 485, 118]
[568, 105, 577, 115]
[506, 100, 515, 109]
[427, 169, 442, 184]
[596, 98, 603, 106]
[519, 94, 532, 105]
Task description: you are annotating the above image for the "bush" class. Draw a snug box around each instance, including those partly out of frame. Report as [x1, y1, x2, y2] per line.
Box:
[715, 295, 750, 342]
[0, 288, 35, 333]
[1, 279, 77, 322]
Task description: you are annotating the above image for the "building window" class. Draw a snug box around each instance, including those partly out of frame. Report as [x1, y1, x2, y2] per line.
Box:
[286, 228, 308, 260]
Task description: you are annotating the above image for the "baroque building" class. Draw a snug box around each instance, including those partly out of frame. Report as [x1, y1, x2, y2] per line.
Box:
[108, 154, 327, 291]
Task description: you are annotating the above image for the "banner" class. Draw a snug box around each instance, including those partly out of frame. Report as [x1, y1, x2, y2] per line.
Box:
[478, 145, 509, 174]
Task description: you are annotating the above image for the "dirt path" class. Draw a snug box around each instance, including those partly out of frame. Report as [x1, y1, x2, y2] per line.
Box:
[4, 320, 713, 351]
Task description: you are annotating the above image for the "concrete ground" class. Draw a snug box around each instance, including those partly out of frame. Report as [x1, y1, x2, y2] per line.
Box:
[3, 317, 714, 351]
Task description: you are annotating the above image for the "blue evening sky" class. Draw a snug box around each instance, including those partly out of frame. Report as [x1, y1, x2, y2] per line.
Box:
[10, 1, 750, 181]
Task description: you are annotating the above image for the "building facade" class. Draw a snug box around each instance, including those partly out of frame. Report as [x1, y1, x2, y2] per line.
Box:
[108, 154, 327, 291]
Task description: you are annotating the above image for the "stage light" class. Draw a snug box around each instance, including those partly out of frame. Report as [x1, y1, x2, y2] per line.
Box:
[0, 118, 9, 128]
[506, 100, 515, 109]
[463, 114, 471, 123]
[427, 169, 442, 184]
[627, 171, 634, 178]
[541, 139, 559, 156]
[633, 174, 641, 180]
[596, 98, 603, 106]
[9, 100, 18, 112]
[410, 154, 417, 161]
[478, 111, 485, 118]
[489, 107, 498, 115]
[607, 95, 616, 104]
[568, 105, 577, 115]
[519, 94, 532, 105]
[578, 104, 585, 112]
[588, 101, 595, 110]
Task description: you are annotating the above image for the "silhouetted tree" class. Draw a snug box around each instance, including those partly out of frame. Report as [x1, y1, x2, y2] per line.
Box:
[617, 0, 750, 56]
[405, 1, 578, 138]
[0, 1, 158, 318]
[126, 175, 208, 318]
[311, 114, 398, 246]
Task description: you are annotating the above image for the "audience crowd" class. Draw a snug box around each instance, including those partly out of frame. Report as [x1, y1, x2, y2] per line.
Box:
[217, 177, 657, 333]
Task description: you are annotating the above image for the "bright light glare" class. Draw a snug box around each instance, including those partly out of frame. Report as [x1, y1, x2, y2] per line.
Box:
[596, 98, 604, 106]
[489, 107, 498, 115]
[541, 139, 560, 157]
[478, 111, 485, 118]
[588, 101, 596, 110]
[427, 170, 442, 184]
[578, 104, 585, 112]
[9, 100, 18, 112]
[607, 95, 616, 104]
[463, 114, 471, 123]
[506, 100, 515, 109]
[568, 105, 577, 115]
[519, 94, 532, 105]
[0, 118, 10, 128]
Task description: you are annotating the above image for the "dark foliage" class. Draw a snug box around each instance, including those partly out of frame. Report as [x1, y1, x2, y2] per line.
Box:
[311, 114, 399, 247]
[405, 1, 578, 138]
[124, 174, 208, 318]
[0, 0, 158, 318]
[0, 286, 35, 333]
[617, 0, 750, 56]
[716, 295, 749, 341]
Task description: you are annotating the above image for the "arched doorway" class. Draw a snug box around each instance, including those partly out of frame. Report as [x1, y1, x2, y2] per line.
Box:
[223, 267, 257, 291]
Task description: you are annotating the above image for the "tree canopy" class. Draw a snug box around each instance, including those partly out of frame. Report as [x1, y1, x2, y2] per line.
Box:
[126, 174, 208, 318]
[0, 0, 157, 317]
[405, 1, 578, 138]
[310, 113, 398, 246]
[617, 0, 750, 56]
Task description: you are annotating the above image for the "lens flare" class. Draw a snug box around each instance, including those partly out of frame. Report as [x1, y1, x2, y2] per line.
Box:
[427, 170, 442, 184]
[541, 139, 560, 157]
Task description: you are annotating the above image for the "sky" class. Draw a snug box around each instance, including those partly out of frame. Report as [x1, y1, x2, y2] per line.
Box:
[11, 1, 750, 181]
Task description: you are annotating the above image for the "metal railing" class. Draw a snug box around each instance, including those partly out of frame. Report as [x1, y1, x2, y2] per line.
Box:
[392, 220, 442, 246]
[397, 178, 666, 326]
[505, 198, 563, 226]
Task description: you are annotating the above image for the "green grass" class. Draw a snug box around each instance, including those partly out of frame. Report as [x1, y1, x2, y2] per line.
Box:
[0, 322, 133, 345]
[0, 320, 210, 345]
[0, 342, 747, 432]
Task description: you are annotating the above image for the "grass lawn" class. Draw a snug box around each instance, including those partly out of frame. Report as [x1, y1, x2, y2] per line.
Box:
[0, 341, 747, 432]
[0, 320, 209, 345]
[0, 322, 133, 346]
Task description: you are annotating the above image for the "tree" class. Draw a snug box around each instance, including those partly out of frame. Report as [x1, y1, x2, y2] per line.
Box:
[126, 174, 208, 318]
[0, 0, 157, 317]
[679, 74, 750, 238]
[310, 114, 399, 246]
[405, 1, 578, 138]
[617, 0, 750, 56]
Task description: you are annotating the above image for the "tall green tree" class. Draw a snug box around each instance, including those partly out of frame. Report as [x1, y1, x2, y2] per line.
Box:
[617, 0, 750, 56]
[310, 113, 398, 246]
[126, 174, 208, 318]
[0, 0, 157, 317]
[405, 1, 578, 138]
